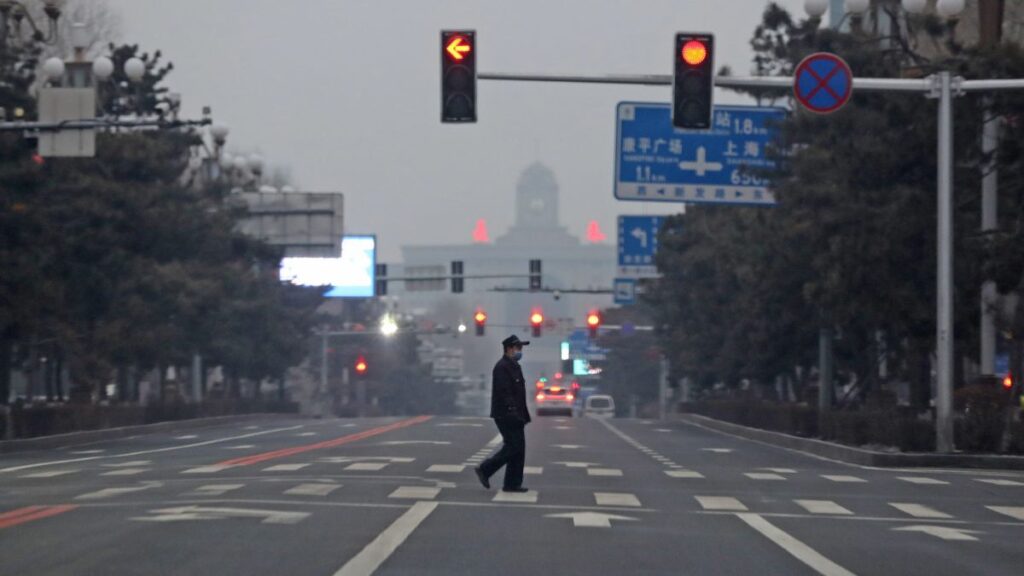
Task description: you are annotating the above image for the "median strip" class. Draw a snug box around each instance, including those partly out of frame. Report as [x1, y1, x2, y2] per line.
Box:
[215, 416, 433, 468]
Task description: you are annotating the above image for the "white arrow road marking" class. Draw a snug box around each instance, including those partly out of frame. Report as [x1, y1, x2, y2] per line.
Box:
[892, 525, 983, 541]
[332, 502, 437, 576]
[701, 448, 733, 453]
[678, 146, 724, 176]
[987, 506, 1024, 521]
[380, 441, 451, 446]
[889, 503, 951, 519]
[76, 481, 163, 500]
[134, 506, 309, 524]
[545, 511, 638, 528]
[737, 513, 855, 576]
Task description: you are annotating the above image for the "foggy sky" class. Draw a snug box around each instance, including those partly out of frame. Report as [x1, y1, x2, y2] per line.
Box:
[104, 0, 806, 261]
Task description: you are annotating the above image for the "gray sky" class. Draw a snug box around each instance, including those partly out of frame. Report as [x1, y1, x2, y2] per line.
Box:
[105, 0, 805, 260]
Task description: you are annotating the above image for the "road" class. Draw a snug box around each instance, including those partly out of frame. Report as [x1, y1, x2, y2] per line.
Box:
[1, 413, 1022, 575]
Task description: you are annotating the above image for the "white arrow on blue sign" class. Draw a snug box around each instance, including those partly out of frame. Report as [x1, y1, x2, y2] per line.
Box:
[615, 103, 784, 205]
[618, 216, 664, 278]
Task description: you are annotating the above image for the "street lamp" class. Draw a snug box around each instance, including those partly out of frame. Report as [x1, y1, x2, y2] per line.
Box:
[380, 313, 399, 337]
[935, 0, 965, 18]
[804, 0, 828, 18]
[844, 0, 869, 14]
[901, 0, 928, 14]
[124, 57, 146, 82]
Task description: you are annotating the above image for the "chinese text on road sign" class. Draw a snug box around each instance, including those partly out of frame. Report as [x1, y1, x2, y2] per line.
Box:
[615, 103, 783, 205]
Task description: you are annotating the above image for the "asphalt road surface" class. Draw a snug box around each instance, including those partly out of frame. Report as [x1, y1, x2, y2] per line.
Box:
[1, 413, 1023, 575]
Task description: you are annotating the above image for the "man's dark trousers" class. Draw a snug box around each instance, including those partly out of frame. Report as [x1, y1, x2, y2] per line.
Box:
[479, 417, 526, 489]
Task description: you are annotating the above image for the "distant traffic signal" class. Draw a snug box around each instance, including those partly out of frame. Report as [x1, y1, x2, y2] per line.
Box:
[1004, 374, 1014, 390]
[451, 260, 464, 293]
[529, 259, 542, 291]
[586, 310, 601, 339]
[354, 355, 368, 376]
[441, 30, 476, 123]
[530, 310, 544, 338]
[474, 309, 487, 337]
[673, 33, 715, 130]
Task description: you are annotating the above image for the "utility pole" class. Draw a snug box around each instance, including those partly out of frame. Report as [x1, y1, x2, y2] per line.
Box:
[979, 0, 1004, 375]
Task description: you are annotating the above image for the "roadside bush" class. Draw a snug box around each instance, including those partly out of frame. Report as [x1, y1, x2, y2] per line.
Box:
[953, 385, 1009, 453]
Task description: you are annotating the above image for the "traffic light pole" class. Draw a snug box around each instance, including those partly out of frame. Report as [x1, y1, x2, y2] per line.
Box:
[480, 69, 1024, 453]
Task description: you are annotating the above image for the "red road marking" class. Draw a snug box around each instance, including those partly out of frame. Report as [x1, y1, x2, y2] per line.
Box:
[0, 505, 78, 530]
[214, 415, 433, 468]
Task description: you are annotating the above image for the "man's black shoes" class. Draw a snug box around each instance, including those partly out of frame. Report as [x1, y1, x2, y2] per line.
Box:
[473, 466, 490, 489]
[501, 486, 529, 493]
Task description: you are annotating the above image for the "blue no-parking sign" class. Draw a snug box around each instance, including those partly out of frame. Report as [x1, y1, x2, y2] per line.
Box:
[794, 52, 853, 114]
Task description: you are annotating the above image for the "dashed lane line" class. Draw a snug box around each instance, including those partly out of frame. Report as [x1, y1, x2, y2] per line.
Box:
[587, 468, 623, 477]
[263, 464, 310, 472]
[187, 484, 246, 497]
[493, 490, 538, 503]
[695, 496, 747, 511]
[594, 492, 641, 507]
[889, 503, 952, 519]
[345, 463, 389, 472]
[388, 486, 441, 500]
[745, 472, 786, 481]
[821, 475, 867, 483]
[426, 465, 466, 473]
[285, 483, 341, 497]
[665, 470, 705, 479]
[975, 478, 1024, 487]
[100, 468, 149, 476]
[897, 477, 949, 486]
[794, 500, 854, 516]
[20, 469, 79, 478]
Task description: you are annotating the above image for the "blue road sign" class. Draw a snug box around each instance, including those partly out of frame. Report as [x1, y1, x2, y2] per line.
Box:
[618, 216, 664, 277]
[615, 103, 784, 205]
[614, 278, 637, 305]
[794, 52, 853, 114]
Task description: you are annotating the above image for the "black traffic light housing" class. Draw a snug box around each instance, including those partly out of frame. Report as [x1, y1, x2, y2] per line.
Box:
[529, 259, 542, 291]
[530, 310, 543, 338]
[474, 309, 487, 337]
[672, 33, 714, 130]
[441, 30, 476, 123]
[451, 260, 464, 293]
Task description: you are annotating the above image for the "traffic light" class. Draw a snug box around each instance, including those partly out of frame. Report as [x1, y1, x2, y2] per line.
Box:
[451, 260, 464, 293]
[441, 30, 476, 123]
[530, 310, 544, 338]
[672, 33, 715, 130]
[474, 309, 487, 336]
[375, 263, 388, 296]
[586, 310, 601, 339]
[529, 259, 542, 291]
[1004, 374, 1014, 390]
[354, 355, 368, 376]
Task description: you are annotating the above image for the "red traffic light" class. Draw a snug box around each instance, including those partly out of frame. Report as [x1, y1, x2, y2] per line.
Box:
[446, 35, 472, 61]
[1004, 374, 1013, 390]
[355, 356, 368, 375]
[530, 311, 544, 326]
[474, 310, 487, 324]
[586, 311, 601, 327]
[681, 40, 707, 66]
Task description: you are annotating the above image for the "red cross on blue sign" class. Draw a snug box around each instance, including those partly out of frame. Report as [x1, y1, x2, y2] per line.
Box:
[794, 52, 853, 114]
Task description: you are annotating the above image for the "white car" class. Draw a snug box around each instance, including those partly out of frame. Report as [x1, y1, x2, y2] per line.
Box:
[583, 394, 615, 418]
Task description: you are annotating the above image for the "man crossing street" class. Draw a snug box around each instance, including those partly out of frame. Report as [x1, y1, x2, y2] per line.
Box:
[474, 334, 531, 492]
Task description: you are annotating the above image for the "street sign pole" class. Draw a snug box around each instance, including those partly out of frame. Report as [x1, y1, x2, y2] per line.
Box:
[479, 68, 1024, 453]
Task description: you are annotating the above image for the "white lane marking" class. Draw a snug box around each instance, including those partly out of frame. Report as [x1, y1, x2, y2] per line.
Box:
[987, 506, 1024, 521]
[102, 460, 151, 467]
[182, 466, 230, 474]
[552, 444, 584, 449]
[174, 435, 198, 440]
[594, 492, 641, 507]
[437, 423, 483, 427]
[339, 423, 358, 428]
[821, 475, 867, 483]
[794, 500, 853, 515]
[285, 483, 340, 497]
[897, 477, 949, 485]
[493, 490, 537, 503]
[545, 511, 638, 528]
[263, 464, 310, 472]
[745, 472, 786, 481]
[668, 464, 684, 469]
[556, 462, 598, 468]
[555, 426, 572, 430]
[587, 468, 623, 477]
[892, 525, 983, 541]
[223, 445, 256, 450]
[101, 468, 149, 476]
[426, 464, 465, 473]
[135, 506, 308, 524]
[1, 425, 304, 474]
[189, 484, 245, 496]
[701, 448, 733, 453]
[695, 496, 747, 511]
[889, 503, 952, 519]
[345, 463, 388, 471]
[486, 434, 502, 447]
[666, 470, 705, 479]
[319, 457, 414, 464]
[380, 441, 451, 446]
[243, 426, 261, 430]
[331, 501, 438, 576]
[975, 478, 1024, 487]
[20, 469, 78, 478]
[655, 428, 672, 433]
[737, 513, 856, 576]
[70, 450, 105, 454]
[76, 481, 162, 500]
[388, 486, 441, 500]
[762, 468, 797, 474]
[296, 432, 318, 437]
[524, 466, 544, 475]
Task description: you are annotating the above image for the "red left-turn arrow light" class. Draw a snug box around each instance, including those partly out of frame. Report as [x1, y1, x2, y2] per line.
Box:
[446, 36, 472, 60]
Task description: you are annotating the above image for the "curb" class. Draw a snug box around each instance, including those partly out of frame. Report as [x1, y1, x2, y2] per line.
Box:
[674, 412, 1024, 470]
[0, 413, 296, 454]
